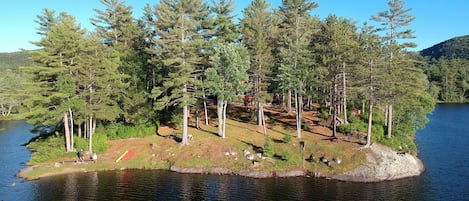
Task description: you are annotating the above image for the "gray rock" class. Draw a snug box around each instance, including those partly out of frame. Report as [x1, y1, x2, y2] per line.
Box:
[330, 144, 425, 182]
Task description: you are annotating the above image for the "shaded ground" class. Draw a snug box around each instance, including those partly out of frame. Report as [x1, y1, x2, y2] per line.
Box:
[19, 103, 368, 180]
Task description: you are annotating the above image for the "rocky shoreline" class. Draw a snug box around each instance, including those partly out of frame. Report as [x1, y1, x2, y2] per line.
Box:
[18, 143, 424, 182]
[169, 143, 424, 182]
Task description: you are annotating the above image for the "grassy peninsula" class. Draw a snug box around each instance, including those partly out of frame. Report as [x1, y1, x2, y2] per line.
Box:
[19, 106, 369, 180]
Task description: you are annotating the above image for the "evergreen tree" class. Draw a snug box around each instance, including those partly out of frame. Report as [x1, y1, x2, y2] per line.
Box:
[312, 15, 358, 138]
[91, 0, 149, 124]
[239, 0, 276, 133]
[356, 22, 385, 147]
[205, 43, 250, 138]
[149, 0, 210, 145]
[276, 0, 318, 138]
[210, 0, 239, 43]
[372, 0, 416, 138]
[22, 11, 87, 152]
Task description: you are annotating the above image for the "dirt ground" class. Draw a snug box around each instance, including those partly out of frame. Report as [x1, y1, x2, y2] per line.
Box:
[20, 103, 366, 179]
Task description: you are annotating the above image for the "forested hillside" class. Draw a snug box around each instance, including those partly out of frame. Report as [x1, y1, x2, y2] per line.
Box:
[418, 35, 469, 103]
[0, 51, 34, 70]
[2, 0, 435, 155]
[420, 35, 469, 60]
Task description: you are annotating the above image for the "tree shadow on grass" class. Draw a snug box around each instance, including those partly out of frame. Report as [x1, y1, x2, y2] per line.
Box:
[156, 132, 182, 143]
[241, 140, 263, 154]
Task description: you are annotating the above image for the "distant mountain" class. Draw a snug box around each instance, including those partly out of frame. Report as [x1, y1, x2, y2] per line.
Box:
[0, 51, 34, 70]
[420, 35, 469, 60]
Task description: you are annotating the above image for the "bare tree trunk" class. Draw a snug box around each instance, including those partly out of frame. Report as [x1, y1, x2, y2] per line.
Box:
[222, 100, 228, 138]
[365, 60, 374, 147]
[261, 102, 267, 136]
[342, 62, 348, 124]
[296, 92, 302, 138]
[69, 108, 74, 151]
[257, 101, 263, 126]
[63, 112, 71, 152]
[195, 109, 199, 129]
[287, 90, 292, 113]
[78, 123, 82, 138]
[384, 104, 388, 126]
[366, 102, 373, 147]
[202, 90, 209, 125]
[88, 116, 93, 153]
[332, 77, 338, 138]
[387, 104, 393, 138]
[182, 105, 189, 145]
[217, 100, 223, 137]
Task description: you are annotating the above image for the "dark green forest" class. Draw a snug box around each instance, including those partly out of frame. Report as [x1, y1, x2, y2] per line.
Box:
[1, 0, 458, 154]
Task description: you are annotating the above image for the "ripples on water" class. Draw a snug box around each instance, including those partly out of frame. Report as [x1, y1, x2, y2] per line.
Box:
[31, 170, 424, 201]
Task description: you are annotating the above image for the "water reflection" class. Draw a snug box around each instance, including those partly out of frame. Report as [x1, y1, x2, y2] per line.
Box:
[31, 170, 423, 201]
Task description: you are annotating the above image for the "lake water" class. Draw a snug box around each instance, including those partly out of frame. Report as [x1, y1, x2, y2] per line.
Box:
[0, 104, 468, 201]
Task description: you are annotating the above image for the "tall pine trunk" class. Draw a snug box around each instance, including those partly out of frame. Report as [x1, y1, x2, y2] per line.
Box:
[69, 108, 74, 151]
[222, 100, 228, 138]
[296, 92, 302, 138]
[387, 104, 393, 138]
[217, 100, 224, 137]
[365, 59, 374, 147]
[88, 116, 93, 153]
[342, 62, 348, 124]
[63, 112, 71, 152]
[182, 105, 189, 145]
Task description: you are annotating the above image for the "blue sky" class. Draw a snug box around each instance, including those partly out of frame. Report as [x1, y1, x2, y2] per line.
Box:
[0, 0, 468, 52]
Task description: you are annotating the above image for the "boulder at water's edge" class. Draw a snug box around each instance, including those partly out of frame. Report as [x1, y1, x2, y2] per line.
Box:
[330, 144, 425, 182]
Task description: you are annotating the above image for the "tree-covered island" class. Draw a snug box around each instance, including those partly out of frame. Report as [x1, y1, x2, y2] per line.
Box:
[5, 0, 467, 181]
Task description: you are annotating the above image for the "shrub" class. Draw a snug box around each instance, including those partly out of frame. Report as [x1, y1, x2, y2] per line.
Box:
[263, 136, 274, 157]
[362, 109, 386, 126]
[320, 108, 329, 120]
[171, 111, 183, 129]
[92, 132, 108, 153]
[338, 120, 367, 134]
[105, 123, 157, 140]
[281, 151, 292, 162]
[283, 134, 292, 143]
[27, 136, 73, 164]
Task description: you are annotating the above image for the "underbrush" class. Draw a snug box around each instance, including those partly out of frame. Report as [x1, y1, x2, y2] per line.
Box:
[105, 122, 157, 140]
[27, 132, 109, 164]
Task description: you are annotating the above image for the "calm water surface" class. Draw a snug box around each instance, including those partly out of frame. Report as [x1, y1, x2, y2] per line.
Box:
[1, 104, 468, 201]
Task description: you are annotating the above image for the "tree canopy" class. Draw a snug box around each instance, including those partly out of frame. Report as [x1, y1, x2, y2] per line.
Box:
[2, 0, 439, 154]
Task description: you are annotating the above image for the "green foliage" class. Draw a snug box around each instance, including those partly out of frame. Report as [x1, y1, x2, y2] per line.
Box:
[105, 122, 156, 140]
[263, 136, 275, 157]
[281, 151, 292, 162]
[74, 137, 88, 152]
[27, 136, 73, 164]
[320, 108, 329, 120]
[420, 35, 469, 60]
[0, 51, 34, 70]
[91, 132, 109, 153]
[282, 134, 292, 143]
[362, 109, 386, 125]
[337, 120, 367, 134]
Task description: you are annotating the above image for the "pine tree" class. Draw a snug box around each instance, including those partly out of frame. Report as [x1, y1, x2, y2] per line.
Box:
[372, 0, 416, 138]
[149, 0, 210, 145]
[239, 0, 276, 133]
[276, 0, 318, 138]
[22, 11, 87, 152]
[91, 0, 149, 124]
[205, 43, 250, 138]
[312, 15, 358, 138]
[211, 0, 239, 43]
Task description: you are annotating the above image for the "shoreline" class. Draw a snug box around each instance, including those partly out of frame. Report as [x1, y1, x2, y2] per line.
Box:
[17, 143, 424, 182]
